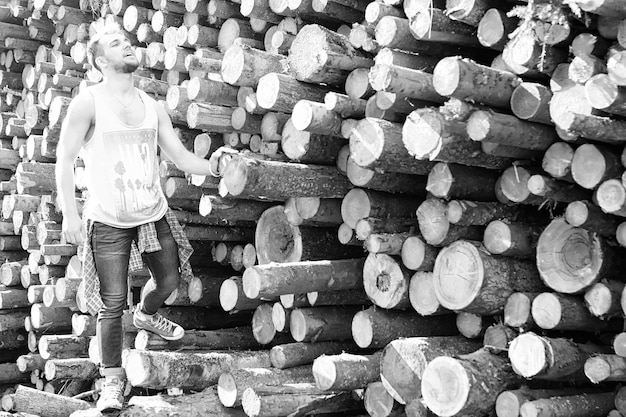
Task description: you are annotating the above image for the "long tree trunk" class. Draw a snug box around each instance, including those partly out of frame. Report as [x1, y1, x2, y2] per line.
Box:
[270, 341, 363, 369]
[312, 351, 382, 391]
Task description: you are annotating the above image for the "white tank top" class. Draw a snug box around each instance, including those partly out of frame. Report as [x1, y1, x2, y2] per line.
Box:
[80, 85, 167, 228]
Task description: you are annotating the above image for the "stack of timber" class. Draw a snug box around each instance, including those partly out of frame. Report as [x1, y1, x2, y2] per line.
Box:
[3, 0, 626, 416]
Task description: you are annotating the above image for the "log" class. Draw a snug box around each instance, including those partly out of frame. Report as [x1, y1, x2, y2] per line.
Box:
[421, 348, 524, 417]
[218, 366, 314, 408]
[409, 8, 479, 46]
[550, 84, 599, 131]
[483, 221, 542, 258]
[433, 240, 544, 314]
[290, 100, 343, 136]
[400, 235, 439, 272]
[597, 178, 626, 217]
[446, 200, 528, 226]
[569, 54, 607, 84]
[445, 0, 496, 27]
[355, 217, 417, 241]
[426, 162, 498, 201]
[306, 289, 369, 306]
[519, 392, 616, 417]
[363, 253, 411, 309]
[368, 63, 445, 103]
[403, 108, 513, 170]
[477, 8, 517, 50]
[433, 56, 521, 108]
[531, 291, 614, 332]
[186, 102, 234, 132]
[417, 198, 483, 247]
[12, 385, 91, 417]
[281, 119, 344, 164]
[324, 92, 366, 119]
[584, 280, 623, 318]
[466, 110, 557, 151]
[255, 206, 360, 264]
[495, 165, 545, 205]
[312, 351, 381, 391]
[586, 73, 626, 117]
[585, 354, 626, 383]
[456, 311, 492, 339]
[222, 154, 353, 199]
[542, 142, 574, 183]
[350, 117, 436, 175]
[257, 73, 330, 113]
[241, 384, 363, 417]
[125, 349, 271, 389]
[351, 306, 457, 348]
[270, 341, 362, 369]
[503, 292, 538, 329]
[483, 323, 517, 353]
[536, 217, 626, 293]
[294, 197, 343, 225]
[44, 358, 98, 381]
[496, 386, 602, 417]
[341, 188, 421, 229]
[287, 24, 373, 86]
[186, 77, 239, 107]
[220, 277, 264, 312]
[508, 332, 607, 380]
[38, 334, 89, 360]
[571, 143, 623, 190]
[380, 336, 481, 405]
[290, 306, 361, 342]
[135, 327, 265, 351]
[243, 258, 364, 299]
[565, 200, 621, 236]
[365, 232, 416, 255]
[408, 271, 448, 315]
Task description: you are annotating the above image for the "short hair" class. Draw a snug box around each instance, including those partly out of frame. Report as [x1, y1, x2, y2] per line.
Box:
[87, 18, 124, 72]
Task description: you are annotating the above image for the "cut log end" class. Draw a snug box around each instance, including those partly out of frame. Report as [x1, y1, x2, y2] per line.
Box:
[507, 332, 548, 378]
[421, 356, 469, 417]
[351, 310, 373, 348]
[311, 355, 337, 391]
[217, 373, 238, 407]
[584, 356, 612, 383]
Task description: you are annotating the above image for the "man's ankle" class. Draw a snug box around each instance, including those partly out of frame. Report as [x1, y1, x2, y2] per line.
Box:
[101, 366, 126, 379]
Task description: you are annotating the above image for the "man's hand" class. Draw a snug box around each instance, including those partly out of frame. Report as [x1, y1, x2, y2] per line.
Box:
[62, 213, 84, 245]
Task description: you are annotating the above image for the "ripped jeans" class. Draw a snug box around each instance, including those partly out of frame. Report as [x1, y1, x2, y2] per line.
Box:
[92, 216, 180, 369]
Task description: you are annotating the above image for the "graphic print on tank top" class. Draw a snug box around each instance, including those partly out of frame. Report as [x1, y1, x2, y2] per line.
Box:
[104, 127, 161, 218]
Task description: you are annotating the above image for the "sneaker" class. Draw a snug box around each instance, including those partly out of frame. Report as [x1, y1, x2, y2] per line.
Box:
[133, 307, 185, 341]
[96, 375, 126, 411]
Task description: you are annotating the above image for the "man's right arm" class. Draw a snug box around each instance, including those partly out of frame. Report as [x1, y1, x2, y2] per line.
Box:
[55, 91, 95, 245]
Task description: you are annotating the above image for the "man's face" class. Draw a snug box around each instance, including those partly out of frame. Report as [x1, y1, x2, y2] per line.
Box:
[98, 33, 139, 74]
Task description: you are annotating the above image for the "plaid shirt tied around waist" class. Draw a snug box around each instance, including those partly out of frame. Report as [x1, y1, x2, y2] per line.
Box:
[82, 209, 194, 316]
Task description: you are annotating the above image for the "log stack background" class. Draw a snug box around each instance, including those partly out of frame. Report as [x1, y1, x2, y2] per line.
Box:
[1, 0, 626, 416]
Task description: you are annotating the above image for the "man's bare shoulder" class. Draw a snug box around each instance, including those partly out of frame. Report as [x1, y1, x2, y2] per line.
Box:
[67, 88, 96, 121]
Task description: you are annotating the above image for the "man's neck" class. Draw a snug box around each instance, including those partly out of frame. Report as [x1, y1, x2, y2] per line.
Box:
[102, 72, 135, 97]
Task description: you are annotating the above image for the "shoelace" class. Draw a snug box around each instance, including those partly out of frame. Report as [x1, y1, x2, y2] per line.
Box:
[102, 380, 123, 399]
[151, 314, 176, 333]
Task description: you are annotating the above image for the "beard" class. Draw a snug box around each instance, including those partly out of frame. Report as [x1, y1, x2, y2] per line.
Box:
[115, 61, 139, 74]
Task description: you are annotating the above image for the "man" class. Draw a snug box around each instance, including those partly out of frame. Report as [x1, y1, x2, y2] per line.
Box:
[55, 20, 214, 411]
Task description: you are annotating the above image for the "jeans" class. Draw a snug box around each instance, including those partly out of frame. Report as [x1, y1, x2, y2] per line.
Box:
[92, 216, 180, 369]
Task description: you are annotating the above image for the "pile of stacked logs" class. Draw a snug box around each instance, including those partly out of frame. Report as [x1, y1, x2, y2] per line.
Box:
[2, 0, 626, 416]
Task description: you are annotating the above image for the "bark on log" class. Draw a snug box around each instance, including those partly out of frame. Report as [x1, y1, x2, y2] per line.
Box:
[467, 110, 557, 151]
[38, 334, 89, 360]
[270, 341, 362, 369]
[380, 336, 480, 405]
[560, 112, 626, 145]
[288, 24, 374, 86]
[223, 154, 353, 200]
[124, 349, 272, 389]
[12, 385, 91, 417]
[409, 8, 479, 46]
[508, 332, 607, 380]
[257, 72, 330, 113]
[496, 386, 602, 417]
[243, 258, 364, 299]
[351, 306, 457, 348]
[135, 327, 264, 351]
[290, 306, 361, 342]
[220, 277, 264, 312]
[421, 348, 524, 417]
[585, 354, 626, 383]
[495, 165, 545, 205]
[566, 200, 620, 236]
[255, 206, 361, 264]
[445, 200, 527, 226]
[426, 162, 498, 201]
[519, 392, 615, 417]
[281, 119, 344, 164]
[537, 217, 626, 293]
[241, 384, 364, 417]
[363, 253, 412, 309]
[483, 323, 517, 353]
[433, 239, 544, 314]
[350, 117, 437, 175]
[403, 107, 513, 170]
[433, 56, 521, 108]
[44, 358, 98, 381]
[531, 291, 613, 332]
[218, 365, 314, 408]
[368, 63, 445, 103]
[341, 187, 421, 229]
[312, 351, 381, 391]
[483, 221, 542, 258]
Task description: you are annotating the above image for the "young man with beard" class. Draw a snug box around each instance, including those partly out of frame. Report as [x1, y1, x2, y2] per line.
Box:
[55, 21, 214, 411]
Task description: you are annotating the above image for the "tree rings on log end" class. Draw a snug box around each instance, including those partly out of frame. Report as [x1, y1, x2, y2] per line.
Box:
[433, 240, 484, 311]
[255, 206, 301, 264]
[507, 332, 549, 378]
[350, 118, 385, 168]
[421, 356, 469, 417]
[536, 218, 604, 294]
[351, 310, 374, 348]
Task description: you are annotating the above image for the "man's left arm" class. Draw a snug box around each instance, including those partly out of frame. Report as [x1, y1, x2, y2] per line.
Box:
[155, 102, 213, 175]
